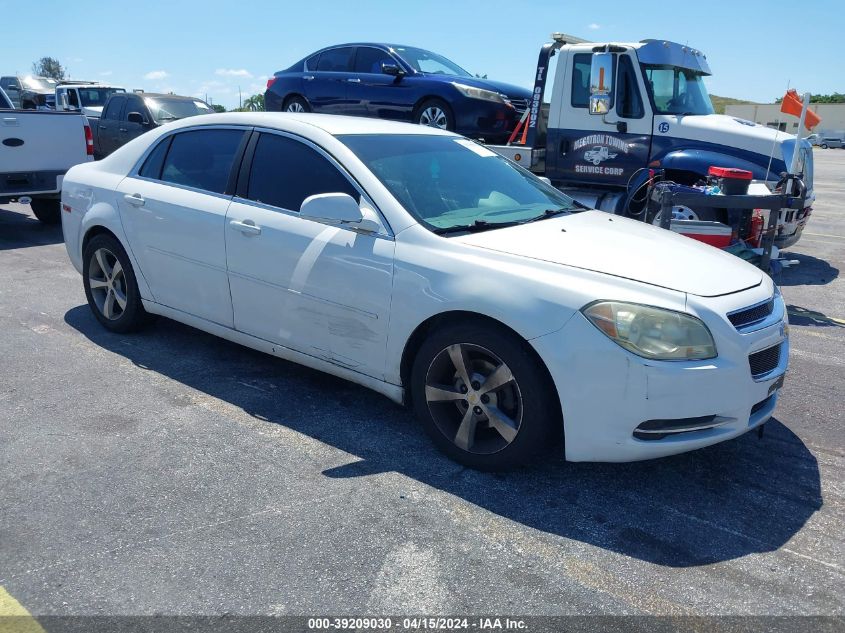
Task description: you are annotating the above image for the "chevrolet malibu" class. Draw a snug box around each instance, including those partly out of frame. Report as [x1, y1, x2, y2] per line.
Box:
[61, 113, 789, 470]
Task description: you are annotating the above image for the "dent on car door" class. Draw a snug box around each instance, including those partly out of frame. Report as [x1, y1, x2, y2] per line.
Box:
[116, 128, 248, 327]
[224, 131, 394, 378]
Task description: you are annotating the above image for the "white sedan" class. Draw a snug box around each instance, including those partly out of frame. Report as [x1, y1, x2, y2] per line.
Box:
[61, 113, 789, 469]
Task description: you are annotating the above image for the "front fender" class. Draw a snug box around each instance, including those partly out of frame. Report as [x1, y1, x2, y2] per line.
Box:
[658, 149, 775, 182]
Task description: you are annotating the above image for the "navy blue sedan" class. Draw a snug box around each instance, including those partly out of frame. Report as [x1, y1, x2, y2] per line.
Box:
[265, 43, 532, 142]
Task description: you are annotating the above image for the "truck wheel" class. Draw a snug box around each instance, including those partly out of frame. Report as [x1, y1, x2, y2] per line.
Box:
[30, 199, 61, 224]
[820, 143, 828, 149]
[82, 234, 150, 333]
[415, 99, 455, 131]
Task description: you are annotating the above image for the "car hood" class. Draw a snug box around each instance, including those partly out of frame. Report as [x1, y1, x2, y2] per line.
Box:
[420, 73, 532, 99]
[455, 211, 763, 297]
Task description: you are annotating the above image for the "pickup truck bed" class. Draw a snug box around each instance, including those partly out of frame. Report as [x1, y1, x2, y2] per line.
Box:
[1, 110, 92, 223]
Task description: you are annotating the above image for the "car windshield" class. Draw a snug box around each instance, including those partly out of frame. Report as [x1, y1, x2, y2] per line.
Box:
[22, 76, 58, 90]
[339, 134, 578, 233]
[642, 65, 714, 115]
[145, 97, 212, 123]
[392, 46, 472, 77]
[79, 87, 125, 106]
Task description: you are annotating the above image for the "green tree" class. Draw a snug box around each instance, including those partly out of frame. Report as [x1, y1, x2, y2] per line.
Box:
[210, 104, 226, 113]
[242, 93, 264, 111]
[31, 57, 66, 80]
[775, 93, 845, 104]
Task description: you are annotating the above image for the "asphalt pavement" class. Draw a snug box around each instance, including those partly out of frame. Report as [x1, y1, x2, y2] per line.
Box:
[0, 151, 843, 621]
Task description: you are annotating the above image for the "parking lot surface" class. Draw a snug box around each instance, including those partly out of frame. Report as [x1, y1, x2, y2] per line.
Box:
[1, 151, 843, 618]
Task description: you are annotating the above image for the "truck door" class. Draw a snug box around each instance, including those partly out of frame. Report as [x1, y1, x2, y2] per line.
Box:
[98, 96, 126, 156]
[547, 51, 651, 189]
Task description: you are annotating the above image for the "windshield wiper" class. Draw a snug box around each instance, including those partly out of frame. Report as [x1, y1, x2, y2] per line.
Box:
[522, 207, 572, 223]
[432, 219, 522, 235]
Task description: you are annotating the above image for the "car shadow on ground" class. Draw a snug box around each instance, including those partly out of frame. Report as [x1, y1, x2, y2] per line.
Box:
[776, 252, 839, 286]
[65, 305, 823, 569]
[0, 205, 64, 251]
[785, 304, 845, 328]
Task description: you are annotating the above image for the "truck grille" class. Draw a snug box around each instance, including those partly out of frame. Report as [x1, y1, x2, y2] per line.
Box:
[728, 297, 774, 330]
[508, 97, 529, 115]
[749, 343, 781, 378]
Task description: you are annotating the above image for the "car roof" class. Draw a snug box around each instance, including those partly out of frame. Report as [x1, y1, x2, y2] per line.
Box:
[128, 93, 207, 101]
[162, 111, 457, 137]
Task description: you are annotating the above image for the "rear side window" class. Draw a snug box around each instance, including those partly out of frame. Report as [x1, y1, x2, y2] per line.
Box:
[304, 53, 321, 71]
[571, 54, 592, 108]
[160, 129, 245, 194]
[316, 47, 354, 72]
[354, 47, 395, 74]
[247, 133, 359, 211]
[138, 136, 172, 180]
[104, 97, 125, 120]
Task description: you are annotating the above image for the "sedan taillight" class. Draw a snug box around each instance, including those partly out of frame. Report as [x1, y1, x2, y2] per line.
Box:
[84, 124, 94, 156]
[266, 77, 277, 90]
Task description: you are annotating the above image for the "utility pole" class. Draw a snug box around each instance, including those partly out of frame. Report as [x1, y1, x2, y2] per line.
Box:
[239, 85, 242, 110]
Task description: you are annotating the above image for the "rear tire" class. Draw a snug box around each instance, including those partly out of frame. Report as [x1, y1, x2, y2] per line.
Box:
[414, 98, 455, 131]
[410, 321, 560, 470]
[283, 95, 311, 113]
[820, 143, 829, 149]
[82, 234, 150, 333]
[30, 199, 61, 224]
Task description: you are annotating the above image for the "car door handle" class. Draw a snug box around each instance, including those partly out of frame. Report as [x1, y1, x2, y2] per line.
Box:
[346, 78, 361, 83]
[304, 75, 315, 81]
[229, 219, 261, 236]
[124, 193, 145, 207]
[119, 128, 127, 132]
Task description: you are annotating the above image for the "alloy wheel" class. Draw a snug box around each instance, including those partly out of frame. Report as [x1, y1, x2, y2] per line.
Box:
[424, 343, 522, 454]
[286, 101, 305, 113]
[419, 106, 449, 129]
[88, 247, 128, 320]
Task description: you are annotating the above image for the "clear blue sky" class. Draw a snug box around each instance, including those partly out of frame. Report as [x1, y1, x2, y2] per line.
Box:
[3, 0, 843, 110]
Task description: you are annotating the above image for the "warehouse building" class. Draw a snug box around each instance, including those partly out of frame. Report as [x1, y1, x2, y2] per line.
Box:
[725, 103, 845, 136]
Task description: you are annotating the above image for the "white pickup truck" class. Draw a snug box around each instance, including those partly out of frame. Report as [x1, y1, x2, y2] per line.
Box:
[1, 86, 94, 223]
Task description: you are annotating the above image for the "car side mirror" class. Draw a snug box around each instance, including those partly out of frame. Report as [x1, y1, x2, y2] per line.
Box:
[589, 52, 614, 115]
[300, 193, 381, 233]
[127, 111, 148, 125]
[381, 63, 405, 77]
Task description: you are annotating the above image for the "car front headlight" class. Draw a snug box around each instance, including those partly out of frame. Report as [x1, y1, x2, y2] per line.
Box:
[451, 82, 508, 105]
[582, 301, 717, 360]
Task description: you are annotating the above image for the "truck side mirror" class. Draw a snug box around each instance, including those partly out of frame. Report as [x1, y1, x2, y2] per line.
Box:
[127, 111, 148, 125]
[589, 52, 614, 115]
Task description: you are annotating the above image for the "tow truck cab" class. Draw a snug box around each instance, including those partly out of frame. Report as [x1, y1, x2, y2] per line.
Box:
[492, 35, 814, 248]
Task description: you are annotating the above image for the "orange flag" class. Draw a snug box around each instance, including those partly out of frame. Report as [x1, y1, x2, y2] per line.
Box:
[780, 90, 822, 130]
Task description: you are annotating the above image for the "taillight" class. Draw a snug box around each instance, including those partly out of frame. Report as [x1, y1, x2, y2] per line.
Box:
[266, 77, 277, 90]
[84, 124, 94, 156]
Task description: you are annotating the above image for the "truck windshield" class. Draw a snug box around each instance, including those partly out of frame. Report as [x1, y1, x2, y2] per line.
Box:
[642, 65, 714, 115]
[338, 134, 578, 233]
[144, 97, 213, 123]
[79, 87, 125, 106]
[392, 46, 472, 77]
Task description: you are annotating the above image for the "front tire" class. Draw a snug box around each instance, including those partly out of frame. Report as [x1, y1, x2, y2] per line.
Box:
[820, 143, 829, 149]
[415, 98, 455, 131]
[30, 198, 61, 224]
[411, 321, 559, 470]
[82, 234, 149, 333]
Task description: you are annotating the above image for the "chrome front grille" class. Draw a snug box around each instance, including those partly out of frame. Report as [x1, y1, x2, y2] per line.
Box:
[508, 97, 529, 115]
[728, 297, 775, 331]
[749, 343, 782, 379]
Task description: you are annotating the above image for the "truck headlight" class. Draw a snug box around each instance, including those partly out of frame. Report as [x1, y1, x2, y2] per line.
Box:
[451, 82, 508, 105]
[582, 301, 717, 360]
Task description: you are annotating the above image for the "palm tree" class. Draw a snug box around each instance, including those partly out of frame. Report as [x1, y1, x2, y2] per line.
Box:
[242, 94, 264, 112]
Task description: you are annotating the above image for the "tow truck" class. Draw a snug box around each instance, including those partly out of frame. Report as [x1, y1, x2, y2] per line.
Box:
[487, 33, 814, 255]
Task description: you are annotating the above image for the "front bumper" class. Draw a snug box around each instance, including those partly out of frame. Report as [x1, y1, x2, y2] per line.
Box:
[454, 97, 524, 143]
[531, 289, 789, 462]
